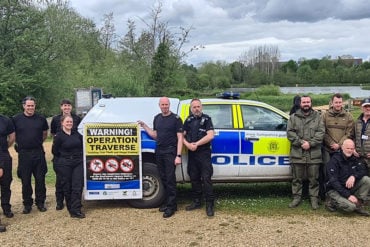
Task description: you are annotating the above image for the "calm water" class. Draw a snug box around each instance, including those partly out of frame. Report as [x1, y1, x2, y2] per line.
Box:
[231, 86, 370, 98]
[280, 86, 369, 98]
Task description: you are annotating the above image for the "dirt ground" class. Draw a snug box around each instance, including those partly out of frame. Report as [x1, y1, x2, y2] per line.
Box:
[2, 142, 370, 246]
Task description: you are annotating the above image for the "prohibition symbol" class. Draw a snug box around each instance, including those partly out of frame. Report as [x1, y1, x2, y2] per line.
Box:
[105, 158, 119, 173]
[120, 158, 134, 173]
[89, 159, 104, 173]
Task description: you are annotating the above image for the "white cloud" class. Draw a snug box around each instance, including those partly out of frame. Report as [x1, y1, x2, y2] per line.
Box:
[69, 0, 370, 64]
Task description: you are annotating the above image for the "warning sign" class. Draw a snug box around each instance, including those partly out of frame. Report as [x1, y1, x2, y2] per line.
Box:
[83, 123, 142, 200]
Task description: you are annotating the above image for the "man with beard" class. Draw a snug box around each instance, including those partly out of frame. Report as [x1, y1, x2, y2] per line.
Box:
[326, 139, 370, 216]
[183, 99, 215, 216]
[287, 95, 325, 209]
[321, 93, 354, 205]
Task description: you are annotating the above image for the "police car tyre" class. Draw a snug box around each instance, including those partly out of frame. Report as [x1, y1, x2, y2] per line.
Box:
[127, 162, 165, 208]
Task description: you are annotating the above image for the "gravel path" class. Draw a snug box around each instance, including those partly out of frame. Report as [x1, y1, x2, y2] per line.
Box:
[2, 142, 370, 246]
[1, 178, 370, 247]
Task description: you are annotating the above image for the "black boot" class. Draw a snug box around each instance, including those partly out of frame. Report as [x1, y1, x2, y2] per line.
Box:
[0, 224, 6, 233]
[56, 201, 64, 211]
[206, 201, 214, 217]
[185, 199, 202, 211]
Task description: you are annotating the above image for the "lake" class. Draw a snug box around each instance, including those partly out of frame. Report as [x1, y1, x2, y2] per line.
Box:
[280, 86, 369, 98]
[231, 86, 370, 99]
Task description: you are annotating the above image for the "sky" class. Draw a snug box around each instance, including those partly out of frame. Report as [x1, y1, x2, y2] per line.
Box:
[68, 0, 370, 66]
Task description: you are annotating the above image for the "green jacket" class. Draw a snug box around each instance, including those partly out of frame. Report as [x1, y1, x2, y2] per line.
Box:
[287, 109, 325, 164]
[321, 107, 354, 152]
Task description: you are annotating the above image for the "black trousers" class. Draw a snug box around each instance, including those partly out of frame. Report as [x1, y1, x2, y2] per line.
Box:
[53, 160, 64, 204]
[17, 149, 47, 207]
[188, 148, 214, 202]
[156, 152, 177, 210]
[54, 157, 83, 214]
[0, 152, 12, 212]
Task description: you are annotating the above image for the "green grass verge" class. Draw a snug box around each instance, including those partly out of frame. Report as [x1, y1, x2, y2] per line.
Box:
[177, 182, 366, 217]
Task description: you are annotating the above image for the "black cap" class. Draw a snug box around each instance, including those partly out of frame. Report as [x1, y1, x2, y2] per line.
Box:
[60, 99, 72, 105]
[361, 98, 370, 107]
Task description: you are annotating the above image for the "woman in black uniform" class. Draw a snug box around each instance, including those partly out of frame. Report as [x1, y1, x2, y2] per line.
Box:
[52, 115, 85, 218]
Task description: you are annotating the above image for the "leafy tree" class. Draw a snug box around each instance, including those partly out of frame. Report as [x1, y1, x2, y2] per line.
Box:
[297, 64, 313, 84]
[281, 60, 298, 73]
[0, 0, 50, 115]
[99, 12, 116, 55]
[149, 41, 172, 96]
[230, 61, 247, 84]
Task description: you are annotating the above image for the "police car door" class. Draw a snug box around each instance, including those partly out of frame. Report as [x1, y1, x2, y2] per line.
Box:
[202, 104, 240, 178]
[238, 104, 291, 180]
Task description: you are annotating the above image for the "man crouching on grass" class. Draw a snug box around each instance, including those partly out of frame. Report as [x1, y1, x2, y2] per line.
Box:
[325, 139, 370, 216]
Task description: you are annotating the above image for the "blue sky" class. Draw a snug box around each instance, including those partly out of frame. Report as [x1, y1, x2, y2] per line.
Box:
[69, 0, 370, 66]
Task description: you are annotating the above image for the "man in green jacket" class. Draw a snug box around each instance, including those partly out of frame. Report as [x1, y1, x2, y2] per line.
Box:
[287, 95, 325, 209]
[321, 93, 354, 202]
[322, 93, 354, 165]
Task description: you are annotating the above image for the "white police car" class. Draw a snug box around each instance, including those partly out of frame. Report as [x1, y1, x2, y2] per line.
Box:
[79, 95, 291, 208]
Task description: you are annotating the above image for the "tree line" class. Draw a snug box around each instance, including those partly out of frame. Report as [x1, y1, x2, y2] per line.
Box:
[1, 0, 370, 117]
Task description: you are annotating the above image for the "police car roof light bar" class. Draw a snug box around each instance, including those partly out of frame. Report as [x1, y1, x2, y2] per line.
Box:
[216, 91, 240, 99]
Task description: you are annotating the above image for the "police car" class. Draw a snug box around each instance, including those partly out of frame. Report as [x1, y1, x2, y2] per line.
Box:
[79, 94, 291, 208]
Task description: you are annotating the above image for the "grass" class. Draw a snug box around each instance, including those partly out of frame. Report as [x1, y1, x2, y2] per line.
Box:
[176, 182, 344, 216]
[14, 161, 367, 217]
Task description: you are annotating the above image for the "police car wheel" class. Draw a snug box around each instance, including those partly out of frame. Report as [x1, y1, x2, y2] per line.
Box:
[127, 162, 165, 208]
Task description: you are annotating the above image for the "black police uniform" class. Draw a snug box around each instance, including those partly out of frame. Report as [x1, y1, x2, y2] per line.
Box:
[12, 112, 49, 211]
[0, 115, 14, 215]
[50, 113, 81, 208]
[183, 113, 215, 203]
[153, 112, 183, 212]
[0, 154, 6, 232]
[52, 130, 84, 217]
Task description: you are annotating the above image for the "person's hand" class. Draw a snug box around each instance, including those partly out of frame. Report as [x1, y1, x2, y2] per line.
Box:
[174, 156, 182, 166]
[353, 150, 360, 157]
[330, 143, 340, 151]
[346, 175, 355, 189]
[137, 120, 145, 127]
[301, 140, 310, 150]
[190, 143, 198, 151]
[0, 168, 3, 178]
[348, 195, 358, 204]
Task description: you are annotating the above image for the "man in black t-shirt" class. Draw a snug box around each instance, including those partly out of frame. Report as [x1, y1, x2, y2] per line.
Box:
[50, 99, 81, 210]
[0, 114, 15, 224]
[138, 97, 183, 218]
[12, 97, 49, 214]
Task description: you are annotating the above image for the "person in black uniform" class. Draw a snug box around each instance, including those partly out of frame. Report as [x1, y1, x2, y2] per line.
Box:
[0, 167, 7, 232]
[52, 115, 85, 218]
[12, 97, 49, 214]
[0, 114, 15, 219]
[50, 99, 81, 210]
[183, 99, 215, 216]
[138, 97, 183, 218]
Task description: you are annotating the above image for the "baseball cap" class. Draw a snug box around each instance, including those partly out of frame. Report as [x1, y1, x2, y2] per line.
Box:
[361, 98, 370, 107]
[60, 99, 72, 105]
